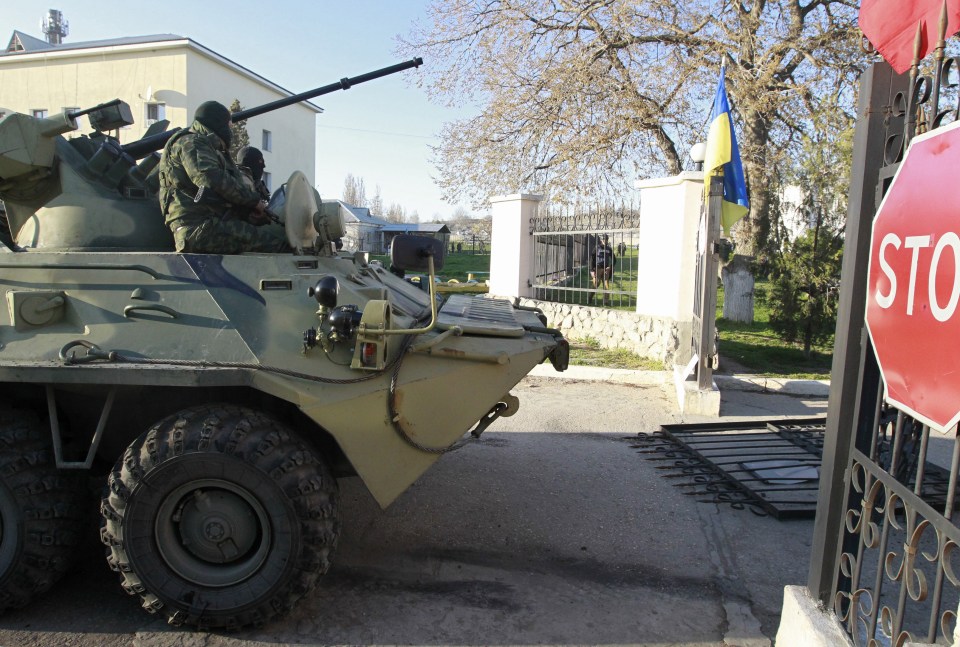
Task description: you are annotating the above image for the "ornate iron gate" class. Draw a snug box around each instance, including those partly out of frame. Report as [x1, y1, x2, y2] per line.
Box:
[808, 25, 960, 645]
[529, 204, 641, 309]
[690, 177, 722, 389]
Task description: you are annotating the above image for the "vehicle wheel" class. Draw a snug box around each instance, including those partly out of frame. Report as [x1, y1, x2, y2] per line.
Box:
[0, 406, 84, 613]
[100, 404, 340, 629]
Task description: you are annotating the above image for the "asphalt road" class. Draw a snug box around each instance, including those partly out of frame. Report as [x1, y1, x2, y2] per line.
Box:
[0, 375, 829, 647]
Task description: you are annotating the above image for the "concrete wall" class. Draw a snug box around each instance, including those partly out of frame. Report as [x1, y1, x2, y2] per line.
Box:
[0, 39, 317, 190]
[633, 171, 704, 322]
[775, 585, 853, 646]
[489, 194, 541, 298]
[185, 49, 316, 189]
[515, 297, 684, 365]
[0, 45, 188, 144]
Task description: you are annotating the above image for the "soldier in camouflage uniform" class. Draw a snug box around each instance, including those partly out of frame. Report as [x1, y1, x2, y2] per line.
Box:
[158, 101, 290, 254]
[236, 146, 271, 202]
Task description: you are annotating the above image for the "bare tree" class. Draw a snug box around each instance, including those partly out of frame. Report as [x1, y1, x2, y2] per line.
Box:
[342, 173, 367, 207]
[386, 203, 406, 223]
[400, 0, 864, 255]
[448, 206, 472, 236]
[369, 185, 384, 217]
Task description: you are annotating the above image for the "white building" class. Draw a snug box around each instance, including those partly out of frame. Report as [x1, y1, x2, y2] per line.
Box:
[1, 29, 321, 193]
[333, 200, 451, 254]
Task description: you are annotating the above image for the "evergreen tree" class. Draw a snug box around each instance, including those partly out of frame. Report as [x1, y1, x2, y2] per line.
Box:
[227, 99, 250, 163]
[769, 224, 843, 359]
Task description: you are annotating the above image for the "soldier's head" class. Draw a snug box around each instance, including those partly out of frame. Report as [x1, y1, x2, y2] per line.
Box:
[194, 101, 232, 148]
[237, 146, 266, 181]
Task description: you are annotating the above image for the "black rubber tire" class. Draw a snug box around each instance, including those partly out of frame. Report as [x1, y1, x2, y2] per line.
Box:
[0, 406, 84, 613]
[100, 404, 340, 629]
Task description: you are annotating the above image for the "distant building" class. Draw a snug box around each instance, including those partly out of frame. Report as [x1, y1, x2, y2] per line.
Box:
[779, 185, 816, 241]
[778, 184, 845, 242]
[331, 199, 450, 254]
[334, 201, 392, 253]
[381, 222, 450, 253]
[1, 29, 321, 191]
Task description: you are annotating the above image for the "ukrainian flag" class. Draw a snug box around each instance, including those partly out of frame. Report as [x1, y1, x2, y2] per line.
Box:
[704, 66, 749, 235]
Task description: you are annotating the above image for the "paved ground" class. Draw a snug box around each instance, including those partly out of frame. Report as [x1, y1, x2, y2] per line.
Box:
[0, 369, 829, 647]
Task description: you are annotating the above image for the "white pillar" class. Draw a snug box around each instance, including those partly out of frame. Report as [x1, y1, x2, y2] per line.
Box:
[489, 193, 542, 298]
[633, 171, 704, 322]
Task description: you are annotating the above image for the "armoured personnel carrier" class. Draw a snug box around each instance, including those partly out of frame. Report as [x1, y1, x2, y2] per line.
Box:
[0, 59, 567, 628]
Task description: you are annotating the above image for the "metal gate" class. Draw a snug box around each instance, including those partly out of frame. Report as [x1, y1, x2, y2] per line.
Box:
[529, 204, 641, 309]
[689, 177, 722, 389]
[808, 26, 960, 645]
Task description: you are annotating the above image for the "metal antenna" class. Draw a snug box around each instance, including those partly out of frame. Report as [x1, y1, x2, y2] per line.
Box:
[41, 9, 69, 45]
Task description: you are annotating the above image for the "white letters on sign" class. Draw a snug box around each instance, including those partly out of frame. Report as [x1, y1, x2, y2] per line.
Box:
[876, 232, 960, 321]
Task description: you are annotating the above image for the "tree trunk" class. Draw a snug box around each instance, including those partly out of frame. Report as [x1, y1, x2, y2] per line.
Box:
[737, 108, 773, 257]
[721, 254, 755, 324]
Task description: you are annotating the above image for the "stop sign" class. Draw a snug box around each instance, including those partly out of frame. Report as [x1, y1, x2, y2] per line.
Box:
[866, 120, 960, 433]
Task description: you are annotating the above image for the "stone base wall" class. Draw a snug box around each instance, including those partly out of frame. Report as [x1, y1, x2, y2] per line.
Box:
[514, 297, 690, 366]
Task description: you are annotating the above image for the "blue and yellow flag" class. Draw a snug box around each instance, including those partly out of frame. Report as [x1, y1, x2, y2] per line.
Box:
[703, 67, 749, 235]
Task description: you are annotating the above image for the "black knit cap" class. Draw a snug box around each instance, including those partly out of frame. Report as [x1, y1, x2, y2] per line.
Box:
[237, 146, 264, 169]
[194, 101, 232, 147]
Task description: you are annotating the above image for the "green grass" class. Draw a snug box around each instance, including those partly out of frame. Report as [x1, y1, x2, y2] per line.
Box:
[716, 281, 833, 378]
[568, 337, 664, 371]
[372, 253, 490, 284]
[376, 251, 832, 378]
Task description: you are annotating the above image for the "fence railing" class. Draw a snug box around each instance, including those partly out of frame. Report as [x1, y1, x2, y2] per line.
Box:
[530, 204, 641, 309]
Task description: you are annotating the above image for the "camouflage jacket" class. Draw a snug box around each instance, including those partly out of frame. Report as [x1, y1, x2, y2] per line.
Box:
[158, 121, 261, 227]
[238, 166, 271, 202]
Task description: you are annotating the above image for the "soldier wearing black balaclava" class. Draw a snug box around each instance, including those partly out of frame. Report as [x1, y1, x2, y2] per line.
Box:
[236, 146, 271, 202]
[157, 101, 289, 254]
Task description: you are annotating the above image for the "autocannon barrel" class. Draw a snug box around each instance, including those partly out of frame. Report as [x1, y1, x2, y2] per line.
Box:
[233, 57, 422, 121]
[121, 57, 423, 159]
[121, 128, 182, 160]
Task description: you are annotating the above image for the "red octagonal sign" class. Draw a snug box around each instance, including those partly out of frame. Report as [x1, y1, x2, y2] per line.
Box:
[867, 121, 960, 433]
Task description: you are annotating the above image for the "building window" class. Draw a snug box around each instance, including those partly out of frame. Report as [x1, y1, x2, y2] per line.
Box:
[263, 171, 272, 192]
[262, 129, 272, 152]
[145, 102, 166, 124]
[32, 109, 48, 119]
[62, 107, 83, 130]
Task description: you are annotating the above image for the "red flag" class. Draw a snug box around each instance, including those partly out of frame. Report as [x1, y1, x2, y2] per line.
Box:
[860, 0, 960, 74]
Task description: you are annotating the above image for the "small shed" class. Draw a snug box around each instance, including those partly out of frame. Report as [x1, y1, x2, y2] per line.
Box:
[381, 223, 451, 253]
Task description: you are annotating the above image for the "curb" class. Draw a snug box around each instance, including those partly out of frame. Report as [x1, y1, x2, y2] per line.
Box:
[528, 364, 831, 398]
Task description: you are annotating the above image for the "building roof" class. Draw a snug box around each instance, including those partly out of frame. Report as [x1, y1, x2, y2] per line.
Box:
[335, 201, 391, 226]
[4, 31, 186, 55]
[5, 30, 51, 53]
[1, 31, 323, 114]
[381, 223, 450, 233]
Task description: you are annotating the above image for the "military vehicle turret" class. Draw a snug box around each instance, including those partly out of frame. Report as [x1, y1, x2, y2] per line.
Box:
[0, 59, 567, 628]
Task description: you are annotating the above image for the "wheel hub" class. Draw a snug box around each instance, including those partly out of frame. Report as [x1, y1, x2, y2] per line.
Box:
[155, 479, 272, 587]
[178, 490, 258, 563]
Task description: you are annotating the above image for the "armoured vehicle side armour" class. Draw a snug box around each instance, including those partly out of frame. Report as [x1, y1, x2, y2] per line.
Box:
[0, 59, 567, 628]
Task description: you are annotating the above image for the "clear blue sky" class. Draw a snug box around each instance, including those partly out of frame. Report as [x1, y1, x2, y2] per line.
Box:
[2, 1, 476, 221]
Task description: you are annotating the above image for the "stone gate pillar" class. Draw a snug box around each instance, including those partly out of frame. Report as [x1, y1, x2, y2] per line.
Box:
[635, 171, 719, 415]
[634, 171, 704, 331]
[489, 194, 542, 298]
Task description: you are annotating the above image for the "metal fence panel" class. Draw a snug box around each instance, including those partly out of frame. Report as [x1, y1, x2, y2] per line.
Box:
[530, 204, 641, 309]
